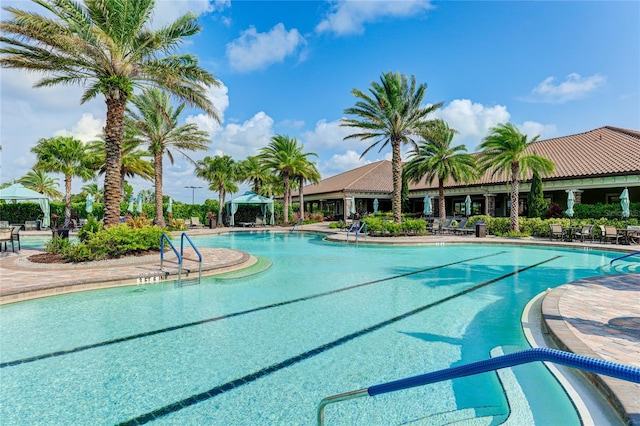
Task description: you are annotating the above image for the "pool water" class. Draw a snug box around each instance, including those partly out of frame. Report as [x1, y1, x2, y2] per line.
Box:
[0, 233, 619, 425]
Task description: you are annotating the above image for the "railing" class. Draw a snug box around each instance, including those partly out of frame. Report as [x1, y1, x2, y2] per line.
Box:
[160, 234, 182, 285]
[316, 347, 640, 425]
[610, 250, 640, 267]
[345, 222, 359, 242]
[290, 218, 303, 233]
[160, 233, 203, 285]
[181, 232, 203, 284]
[346, 222, 367, 244]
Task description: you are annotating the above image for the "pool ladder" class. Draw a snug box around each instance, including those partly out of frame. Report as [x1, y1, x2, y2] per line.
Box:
[346, 221, 367, 244]
[160, 233, 203, 285]
[290, 218, 303, 233]
[317, 347, 640, 425]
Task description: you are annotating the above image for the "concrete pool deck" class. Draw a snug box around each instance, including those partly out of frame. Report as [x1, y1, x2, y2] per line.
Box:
[0, 225, 638, 424]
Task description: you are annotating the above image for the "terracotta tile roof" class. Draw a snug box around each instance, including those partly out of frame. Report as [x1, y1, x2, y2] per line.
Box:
[304, 161, 394, 195]
[412, 126, 640, 190]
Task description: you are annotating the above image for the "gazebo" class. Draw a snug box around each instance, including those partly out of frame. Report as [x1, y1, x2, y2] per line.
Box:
[225, 191, 275, 226]
[0, 183, 51, 228]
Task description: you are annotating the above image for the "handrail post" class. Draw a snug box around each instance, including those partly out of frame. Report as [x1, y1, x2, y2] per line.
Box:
[180, 232, 203, 283]
[160, 233, 182, 285]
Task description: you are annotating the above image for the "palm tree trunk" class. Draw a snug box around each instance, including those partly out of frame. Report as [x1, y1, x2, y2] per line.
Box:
[103, 98, 126, 227]
[298, 176, 305, 220]
[154, 151, 165, 228]
[218, 190, 225, 226]
[283, 173, 290, 224]
[392, 140, 402, 223]
[438, 178, 446, 222]
[64, 174, 72, 228]
[510, 162, 520, 233]
[120, 168, 126, 203]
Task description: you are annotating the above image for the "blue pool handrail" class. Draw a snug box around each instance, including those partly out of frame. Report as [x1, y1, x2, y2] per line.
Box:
[610, 250, 640, 267]
[180, 232, 203, 283]
[316, 347, 640, 425]
[160, 234, 182, 284]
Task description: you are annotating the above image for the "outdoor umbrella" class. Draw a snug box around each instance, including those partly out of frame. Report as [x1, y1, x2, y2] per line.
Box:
[127, 196, 134, 213]
[167, 197, 173, 214]
[423, 195, 432, 216]
[85, 194, 93, 214]
[349, 197, 356, 216]
[373, 198, 379, 214]
[136, 193, 143, 214]
[464, 195, 471, 217]
[620, 188, 630, 219]
[566, 190, 575, 228]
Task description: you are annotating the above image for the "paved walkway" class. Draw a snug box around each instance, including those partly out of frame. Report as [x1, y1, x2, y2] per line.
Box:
[0, 224, 638, 424]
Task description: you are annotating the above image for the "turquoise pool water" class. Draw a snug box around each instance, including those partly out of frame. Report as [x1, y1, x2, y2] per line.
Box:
[0, 233, 618, 424]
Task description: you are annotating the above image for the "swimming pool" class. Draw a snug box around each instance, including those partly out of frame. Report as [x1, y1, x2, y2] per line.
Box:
[0, 233, 620, 424]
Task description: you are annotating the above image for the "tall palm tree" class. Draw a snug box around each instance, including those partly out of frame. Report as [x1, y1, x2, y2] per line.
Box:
[86, 137, 154, 202]
[479, 123, 555, 233]
[127, 88, 210, 227]
[342, 71, 442, 223]
[0, 0, 219, 226]
[238, 156, 271, 194]
[292, 157, 320, 220]
[403, 120, 478, 222]
[18, 169, 63, 200]
[195, 155, 239, 226]
[31, 136, 95, 227]
[259, 135, 313, 224]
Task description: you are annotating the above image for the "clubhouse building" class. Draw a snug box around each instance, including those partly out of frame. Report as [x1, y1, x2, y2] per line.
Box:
[297, 126, 640, 219]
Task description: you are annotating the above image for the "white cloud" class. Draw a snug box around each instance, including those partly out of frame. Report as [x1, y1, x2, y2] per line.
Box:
[226, 23, 306, 72]
[519, 121, 558, 141]
[433, 99, 510, 151]
[53, 113, 104, 142]
[150, 0, 230, 26]
[525, 73, 606, 104]
[301, 119, 356, 150]
[185, 83, 230, 132]
[321, 150, 372, 177]
[316, 0, 433, 36]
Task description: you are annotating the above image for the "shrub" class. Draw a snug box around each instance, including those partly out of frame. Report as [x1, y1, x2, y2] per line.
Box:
[77, 215, 102, 242]
[45, 236, 71, 254]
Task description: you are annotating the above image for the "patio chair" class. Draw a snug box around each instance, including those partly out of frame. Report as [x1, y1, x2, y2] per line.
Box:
[573, 224, 594, 242]
[255, 216, 266, 227]
[0, 228, 14, 252]
[440, 218, 454, 234]
[24, 220, 37, 230]
[549, 224, 565, 241]
[11, 225, 21, 251]
[599, 225, 620, 244]
[628, 226, 640, 244]
[451, 218, 470, 235]
[426, 218, 440, 234]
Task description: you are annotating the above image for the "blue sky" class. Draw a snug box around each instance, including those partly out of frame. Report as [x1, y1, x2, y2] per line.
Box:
[1, 0, 639, 204]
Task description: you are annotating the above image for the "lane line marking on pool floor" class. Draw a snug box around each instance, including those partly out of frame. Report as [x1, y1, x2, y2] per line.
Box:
[0, 252, 507, 369]
[117, 255, 562, 426]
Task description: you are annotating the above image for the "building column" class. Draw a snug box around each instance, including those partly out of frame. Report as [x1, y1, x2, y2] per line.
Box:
[485, 194, 496, 217]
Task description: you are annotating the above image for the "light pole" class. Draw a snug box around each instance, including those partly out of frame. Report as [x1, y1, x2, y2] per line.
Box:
[184, 186, 202, 204]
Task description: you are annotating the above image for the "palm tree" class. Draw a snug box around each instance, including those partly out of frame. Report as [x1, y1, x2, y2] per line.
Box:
[238, 156, 272, 193]
[86, 137, 154, 202]
[0, 0, 219, 227]
[81, 182, 103, 203]
[31, 136, 95, 227]
[18, 169, 63, 200]
[127, 88, 210, 227]
[195, 155, 239, 226]
[478, 123, 555, 233]
[292, 157, 320, 220]
[259, 135, 313, 224]
[342, 71, 442, 223]
[404, 120, 477, 222]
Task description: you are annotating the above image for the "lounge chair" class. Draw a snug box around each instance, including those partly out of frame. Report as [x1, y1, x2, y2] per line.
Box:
[440, 218, 454, 234]
[189, 217, 203, 228]
[255, 216, 266, 227]
[573, 224, 594, 242]
[426, 218, 440, 234]
[549, 224, 565, 241]
[444, 218, 468, 234]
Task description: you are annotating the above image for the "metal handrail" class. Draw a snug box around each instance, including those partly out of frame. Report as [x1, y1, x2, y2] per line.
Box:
[160, 234, 182, 285]
[345, 221, 359, 242]
[290, 218, 303, 233]
[317, 347, 640, 425]
[180, 232, 203, 284]
[355, 222, 367, 244]
[610, 250, 640, 267]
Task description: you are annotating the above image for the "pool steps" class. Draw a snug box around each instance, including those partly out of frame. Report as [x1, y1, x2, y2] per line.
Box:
[317, 347, 640, 425]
